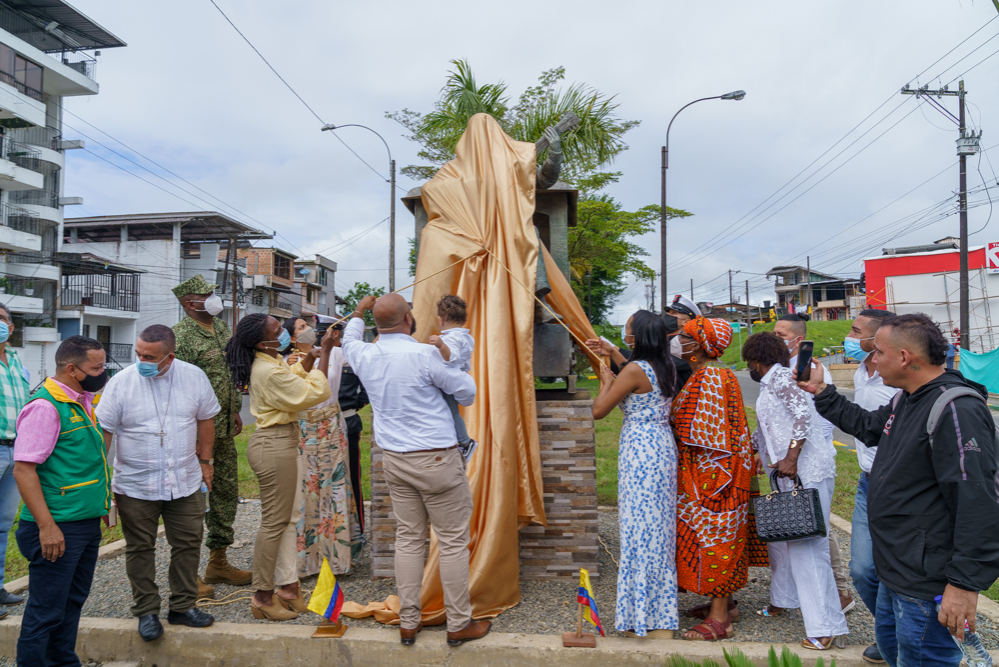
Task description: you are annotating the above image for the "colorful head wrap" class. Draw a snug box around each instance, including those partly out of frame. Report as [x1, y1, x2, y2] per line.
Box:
[683, 316, 733, 359]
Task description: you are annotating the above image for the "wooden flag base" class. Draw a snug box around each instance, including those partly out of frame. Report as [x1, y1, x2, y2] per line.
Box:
[562, 631, 596, 648]
[312, 620, 347, 638]
[562, 601, 597, 648]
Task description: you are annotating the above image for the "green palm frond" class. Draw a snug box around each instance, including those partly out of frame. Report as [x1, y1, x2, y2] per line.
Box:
[722, 648, 756, 667]
[664, 655, 720, 667]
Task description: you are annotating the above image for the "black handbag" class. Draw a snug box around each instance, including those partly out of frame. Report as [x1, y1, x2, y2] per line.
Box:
[752, 471, 827, 542]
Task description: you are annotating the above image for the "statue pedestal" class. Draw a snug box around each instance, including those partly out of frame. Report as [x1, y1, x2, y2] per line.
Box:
[367, 391, 600, 581]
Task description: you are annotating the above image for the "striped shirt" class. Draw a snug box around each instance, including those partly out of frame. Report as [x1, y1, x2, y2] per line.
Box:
[0, 346, 30, 439]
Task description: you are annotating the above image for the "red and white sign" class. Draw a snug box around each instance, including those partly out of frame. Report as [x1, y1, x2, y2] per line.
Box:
[988, 242, 999, 274]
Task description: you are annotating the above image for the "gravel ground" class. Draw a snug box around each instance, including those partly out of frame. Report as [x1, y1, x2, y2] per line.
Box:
[7, 502, 999, 649]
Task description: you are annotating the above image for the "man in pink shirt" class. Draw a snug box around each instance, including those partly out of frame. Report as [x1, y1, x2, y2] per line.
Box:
[13, 336, 110, 667]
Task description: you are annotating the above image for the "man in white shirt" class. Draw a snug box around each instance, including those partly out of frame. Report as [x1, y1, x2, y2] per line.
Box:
[842, 309, 897, 664]
[775, 315, 855, 614]
[342, 294, 490, 647]
[95, 325, 220, 642]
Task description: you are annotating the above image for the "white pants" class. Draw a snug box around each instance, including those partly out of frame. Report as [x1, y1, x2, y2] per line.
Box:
[766, 476, 849, 638]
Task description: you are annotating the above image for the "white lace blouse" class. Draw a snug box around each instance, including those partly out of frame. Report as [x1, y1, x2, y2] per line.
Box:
[752, 364, 836, 484]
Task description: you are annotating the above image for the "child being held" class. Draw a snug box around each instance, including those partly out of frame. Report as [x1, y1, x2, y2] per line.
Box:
[428, 295, 477, 462]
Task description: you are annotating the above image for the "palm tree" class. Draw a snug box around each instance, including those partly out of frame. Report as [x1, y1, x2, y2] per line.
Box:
[388, 60, 639, 182]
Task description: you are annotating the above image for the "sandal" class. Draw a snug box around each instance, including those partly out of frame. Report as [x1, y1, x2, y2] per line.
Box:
[802, 637, 833, 650]
[685, 599, 740, 621]
[756, 605, 783, 617]
[683, 616, 734, 641]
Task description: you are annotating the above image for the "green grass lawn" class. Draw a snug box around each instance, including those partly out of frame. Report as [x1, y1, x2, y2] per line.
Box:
[720, 320, 854, 370]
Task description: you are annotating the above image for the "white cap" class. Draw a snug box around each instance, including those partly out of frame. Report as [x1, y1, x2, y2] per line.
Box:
[669, 294, 702, 318]
[316, 313, 339, 324]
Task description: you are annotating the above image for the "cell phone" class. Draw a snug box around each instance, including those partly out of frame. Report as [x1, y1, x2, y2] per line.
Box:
[796, 340, 814, 382]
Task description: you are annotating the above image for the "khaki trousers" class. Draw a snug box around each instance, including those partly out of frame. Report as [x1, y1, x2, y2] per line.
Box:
[829, 533, 848, 594]
[274, 456, 305, 587]
[382, 447, 473, 633]
[116, 490, 205, 616]
[247, 422, 299, 591]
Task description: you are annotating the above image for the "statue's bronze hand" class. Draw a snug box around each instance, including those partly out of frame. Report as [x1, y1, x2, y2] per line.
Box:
[543, 126, 561, 154]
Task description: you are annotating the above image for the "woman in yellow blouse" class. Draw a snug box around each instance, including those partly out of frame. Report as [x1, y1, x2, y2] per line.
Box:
[225, 313, 333, 620]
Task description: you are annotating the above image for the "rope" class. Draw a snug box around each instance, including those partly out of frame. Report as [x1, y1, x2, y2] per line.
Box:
[482, 248, 608, 367]
[598, 534, 619, 567]
[196, 587, 315, 608]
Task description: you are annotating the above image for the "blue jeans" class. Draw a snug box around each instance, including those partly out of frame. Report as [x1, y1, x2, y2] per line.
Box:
[875, 584, 962, 667]
[850, 471, 880, 615]
[0, 445, 21, 583]
[16, 518, 101, 667]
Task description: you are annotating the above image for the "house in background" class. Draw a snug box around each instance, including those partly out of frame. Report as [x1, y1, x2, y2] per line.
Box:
[294, 253, 338, 318]
[239, 246, 300, 321]
[0, 0, 126, 384]
[63, 212, 271, 351]
[765, 265, 864, 321]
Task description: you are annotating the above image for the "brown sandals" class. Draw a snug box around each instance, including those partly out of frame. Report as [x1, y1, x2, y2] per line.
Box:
[685, 600, 740, 621]
[684, 615, 735, 641]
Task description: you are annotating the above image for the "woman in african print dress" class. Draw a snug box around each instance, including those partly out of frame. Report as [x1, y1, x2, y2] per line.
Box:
[670, 316, 765, 641]
[590, 310, 679, 639]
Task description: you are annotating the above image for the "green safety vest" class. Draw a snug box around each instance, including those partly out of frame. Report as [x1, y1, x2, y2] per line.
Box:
[20, 378, 110, 524]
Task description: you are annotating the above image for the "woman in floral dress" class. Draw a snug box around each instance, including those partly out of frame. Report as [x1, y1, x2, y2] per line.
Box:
[286, 318, 362, 577]
[591, 310, 679, 638]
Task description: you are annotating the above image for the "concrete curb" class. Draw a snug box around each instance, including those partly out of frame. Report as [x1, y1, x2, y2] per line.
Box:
[3, 524, 165, 596]
[830, 511, 999, 625]
[0, 616, 940, 667]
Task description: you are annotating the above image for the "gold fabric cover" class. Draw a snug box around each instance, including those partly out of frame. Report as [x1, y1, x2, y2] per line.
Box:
[343, 113, 601, 624]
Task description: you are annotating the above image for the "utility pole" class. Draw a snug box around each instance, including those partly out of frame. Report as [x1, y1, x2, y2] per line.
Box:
[806, 256, 812, 318]
[902, 81, 980, 350]
[690, 278, 694, 301]
[650, 275, 656, 313]
[728, 269, 734, 305]
[389, 159, 396, 292]
[745, 279, 751, 333]
[587, 272, 592, 321]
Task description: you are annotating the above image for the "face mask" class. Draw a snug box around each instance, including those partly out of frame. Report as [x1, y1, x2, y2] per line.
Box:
[0, 322, 8, 344]
[278, 328, 291, 349]
[670, 336, 683, 358]
[297, 327, 317, 346]
[621, 325, 630, 348]
[844, 336, 871, 362]
[749, 365, 763, 383]
[661, 313, 679, 334]
[785, 337, 799, 351]
[75, 368, 109, 393]
[203, 294, 224, 316]
[136, 355, 171, 378]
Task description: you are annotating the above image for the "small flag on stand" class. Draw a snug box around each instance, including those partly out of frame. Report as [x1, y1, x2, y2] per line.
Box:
[577, 568, 605, 637]
[308, 558, 344, 625]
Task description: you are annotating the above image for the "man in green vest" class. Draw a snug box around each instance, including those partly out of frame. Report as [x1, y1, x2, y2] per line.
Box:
[172, 275, 250, 590]
[13, 335, 110, 666]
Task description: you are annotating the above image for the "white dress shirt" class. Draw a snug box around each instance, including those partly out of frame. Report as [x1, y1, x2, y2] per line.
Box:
[341, 317, 476, 452]
[852, 360, 900, 473]
[440, 327, 474, 373]
[97, 359, 221, 501]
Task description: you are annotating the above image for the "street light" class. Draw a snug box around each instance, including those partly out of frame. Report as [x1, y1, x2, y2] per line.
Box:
[321, 123, 397, 291]
[660, 90, 746, 314]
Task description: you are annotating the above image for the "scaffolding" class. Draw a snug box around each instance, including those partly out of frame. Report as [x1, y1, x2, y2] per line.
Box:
[885, 269, 995, 352]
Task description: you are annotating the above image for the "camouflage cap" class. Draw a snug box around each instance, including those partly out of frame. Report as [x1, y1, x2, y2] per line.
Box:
[172, 274, 219, 299]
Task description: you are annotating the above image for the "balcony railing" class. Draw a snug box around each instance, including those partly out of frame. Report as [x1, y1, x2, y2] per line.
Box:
[7, 125, 61, 151]
[0, 274, 52, 299]
[60, 53, 96, 81]
[1, 202, 39, 235]
[0, 69, 42, 101]
[1, 136, 41, 173]
[61, 272, 141, 312]
[9, 189, 59, 208]
[103, 343, 133, 365]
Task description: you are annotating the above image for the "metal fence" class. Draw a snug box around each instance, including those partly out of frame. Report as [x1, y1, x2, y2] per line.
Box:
[7, 125, 61, 150]
[61, 272, 141, 312]
[103, 343, 133, 365]
[0, 201, 39, 235]
[9, 189, 59, 208]
[2, 136, 41, 173]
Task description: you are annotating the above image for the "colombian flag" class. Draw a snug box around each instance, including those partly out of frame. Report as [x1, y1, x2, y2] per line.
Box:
[577, 568, 604, 636]
[307, 558, 344, 623]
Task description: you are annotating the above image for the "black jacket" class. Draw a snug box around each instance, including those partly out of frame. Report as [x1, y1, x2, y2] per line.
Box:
[338, 365, 369, 436]
[612, 348, 692, 394]
[815, 370, 999, 599]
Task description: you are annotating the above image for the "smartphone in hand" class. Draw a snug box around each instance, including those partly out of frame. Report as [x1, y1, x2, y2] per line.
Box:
[796, 340, 814, 382]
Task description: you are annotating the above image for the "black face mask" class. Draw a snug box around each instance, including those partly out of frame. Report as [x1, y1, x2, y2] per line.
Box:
[749, 364, 762, 383]
[661, 313, 679, 334]
[77, 368, 109, 393]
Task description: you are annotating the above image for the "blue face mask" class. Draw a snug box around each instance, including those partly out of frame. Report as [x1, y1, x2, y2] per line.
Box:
[136, 355, 170, 378]
[0, 322, 8, 344]
[278, 328, 291, 349]
[844, 336, 870, 362]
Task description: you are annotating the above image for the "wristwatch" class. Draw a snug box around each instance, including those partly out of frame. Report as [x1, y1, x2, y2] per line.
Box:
[199, 458, 214, 465]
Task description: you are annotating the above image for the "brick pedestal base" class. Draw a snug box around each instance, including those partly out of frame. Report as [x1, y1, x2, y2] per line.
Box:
[368, 390, 599, 581]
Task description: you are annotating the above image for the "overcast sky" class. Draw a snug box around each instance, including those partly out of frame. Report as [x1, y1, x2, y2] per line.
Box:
[64, 0, 999, 321]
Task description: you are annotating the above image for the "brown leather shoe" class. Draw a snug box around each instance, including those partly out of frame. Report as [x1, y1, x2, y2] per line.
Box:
[400, 623, 423, 646]
[197, 577, 215, 600]
[204, 548, 252, 586]
[447, 619, 491, 647]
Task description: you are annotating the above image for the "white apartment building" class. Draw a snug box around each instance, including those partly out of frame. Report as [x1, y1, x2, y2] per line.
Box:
[0, 0, 125, 386]
[63, 212, 271, 350]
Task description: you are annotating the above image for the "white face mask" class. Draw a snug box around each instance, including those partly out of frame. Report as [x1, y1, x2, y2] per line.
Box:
[670, 336, 683, 358]
[203, 294, 224, 316]
[621, 325, 630, 349]
[785, 337, 799, 351]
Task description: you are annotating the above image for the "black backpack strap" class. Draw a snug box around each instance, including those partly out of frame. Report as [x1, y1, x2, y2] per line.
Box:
[926, 386, 987, 449]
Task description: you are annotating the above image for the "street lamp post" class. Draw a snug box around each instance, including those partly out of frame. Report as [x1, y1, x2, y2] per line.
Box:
[660, 90, 745, 315]
[321, 124, 396, 291]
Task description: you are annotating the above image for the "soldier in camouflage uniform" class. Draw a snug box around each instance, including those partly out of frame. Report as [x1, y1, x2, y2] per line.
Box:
[172, 275, 252, 591]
